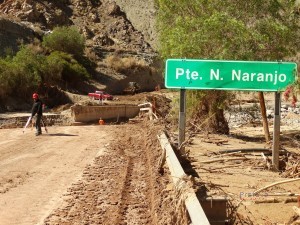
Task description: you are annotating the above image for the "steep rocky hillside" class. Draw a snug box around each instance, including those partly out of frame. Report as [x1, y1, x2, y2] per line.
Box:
[0, 0, 161, 98]
[113, 0, 157, 50]
[0, 18, 37, 55]
[0, 0, 156, 51]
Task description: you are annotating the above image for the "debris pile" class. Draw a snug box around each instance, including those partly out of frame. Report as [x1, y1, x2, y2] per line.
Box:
[281, 153, 300, 178]
[226, 103, 300, 128]
[145, 94, 172, 119]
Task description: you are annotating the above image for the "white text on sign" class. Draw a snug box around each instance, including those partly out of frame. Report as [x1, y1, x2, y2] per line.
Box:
[175, 68, 287, 85]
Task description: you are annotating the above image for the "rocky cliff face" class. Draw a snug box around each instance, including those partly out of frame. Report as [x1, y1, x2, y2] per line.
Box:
[0, 0, 156, 54]
[113, 0, 157, 50]
[0, 18, 37, 56]
[0, 0, 162, 91]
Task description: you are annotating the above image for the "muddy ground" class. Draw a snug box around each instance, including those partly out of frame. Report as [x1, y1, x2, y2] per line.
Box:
[0, 91, 300, 225]
[0, 120, 188, 225]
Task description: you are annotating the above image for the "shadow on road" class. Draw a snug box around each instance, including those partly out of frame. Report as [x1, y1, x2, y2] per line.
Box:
[47, 133, 78, 137]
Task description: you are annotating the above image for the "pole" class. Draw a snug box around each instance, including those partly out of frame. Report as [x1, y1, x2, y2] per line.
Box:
[272, 92, 281, 170]
[23, 116, 32, 133]
[258, 92, 271, 142]
[41, 117, 48, 133]
[179, 89, 186, 154]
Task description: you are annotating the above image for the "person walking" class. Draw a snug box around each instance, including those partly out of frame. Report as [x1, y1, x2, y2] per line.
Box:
[31, 93, 43, 136]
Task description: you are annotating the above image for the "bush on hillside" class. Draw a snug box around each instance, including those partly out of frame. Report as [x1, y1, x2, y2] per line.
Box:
[0, 26, 92, 104]
[46, 51, 90, 84]
[0, 47, 44, 99]
[105, 55, 149, 75]
[0, 59, 13, 98]
[0, 46, 90, 100]
[41, 51, 65, 85]
[43, 26, 85, 59]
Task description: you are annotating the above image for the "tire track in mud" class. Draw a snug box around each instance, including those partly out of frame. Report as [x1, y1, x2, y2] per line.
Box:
[114, 139, 153, 224]
[44, 123, 162, 225]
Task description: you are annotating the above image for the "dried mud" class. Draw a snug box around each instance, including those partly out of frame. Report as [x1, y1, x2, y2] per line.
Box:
[44, 121, 189, 225]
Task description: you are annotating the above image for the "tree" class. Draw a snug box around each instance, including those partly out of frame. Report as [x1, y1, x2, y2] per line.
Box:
[0, 59, 13, 98]
[10, 46, 44, 98]
[156, 0, 300, 135]
[43, 26, 85, 59]
[43, 51, 90, 86]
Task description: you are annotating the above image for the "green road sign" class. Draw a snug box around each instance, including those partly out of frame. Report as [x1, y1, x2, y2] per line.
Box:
[165, 59, 298, 91]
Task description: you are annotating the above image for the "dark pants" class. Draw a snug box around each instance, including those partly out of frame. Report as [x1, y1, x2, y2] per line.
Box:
[35, 114, 42, 135]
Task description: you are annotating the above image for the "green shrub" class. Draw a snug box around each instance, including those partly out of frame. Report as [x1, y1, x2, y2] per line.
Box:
[43, 26, 85, 59]
[0, 46, 43, 98]
[0, 27, 90, 100]
[12, 46, 43, 84]
[41, 51, 65, 85]
[44, 51, 90, 84]
[0, 59, 13, 98]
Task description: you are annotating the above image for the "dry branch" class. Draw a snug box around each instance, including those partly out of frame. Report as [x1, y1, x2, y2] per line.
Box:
[211, 151, 244, 158]
[254, 178, 300, 195]
[218, 148, 271, 154]
[202, 139, 228, 145]
[196, 167, 215, 173]
[210, 164, 242, 170]
[294, 172, 300, 178]
[291, 220, 300, 225]
[157, 145, 166, 173]
[267, 192, 299, 197]
[282, 160, 300, 178]
[293, 206, 300, 216]
[254, 197, 298, 204]
[200, 157, 249, 164]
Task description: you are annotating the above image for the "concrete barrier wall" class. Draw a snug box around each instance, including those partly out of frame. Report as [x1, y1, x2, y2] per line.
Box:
[71, 105, 140, 122]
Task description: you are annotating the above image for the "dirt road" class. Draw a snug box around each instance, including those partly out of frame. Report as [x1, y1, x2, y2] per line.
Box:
[0, 125, 114, 225]
[0, 122, 184, 225]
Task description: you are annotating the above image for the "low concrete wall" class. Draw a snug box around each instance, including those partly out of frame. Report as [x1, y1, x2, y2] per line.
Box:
[71, 105, 140, 123]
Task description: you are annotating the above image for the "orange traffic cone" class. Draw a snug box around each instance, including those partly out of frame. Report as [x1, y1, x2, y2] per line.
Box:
[99, 118, 105, 125]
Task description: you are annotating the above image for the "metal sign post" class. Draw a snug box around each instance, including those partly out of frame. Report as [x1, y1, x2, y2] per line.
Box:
[272, 92, 281, 170]
[178, 89, 186, 154]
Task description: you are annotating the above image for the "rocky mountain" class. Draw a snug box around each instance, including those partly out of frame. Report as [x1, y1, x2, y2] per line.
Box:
[0, 0, 161, 97]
